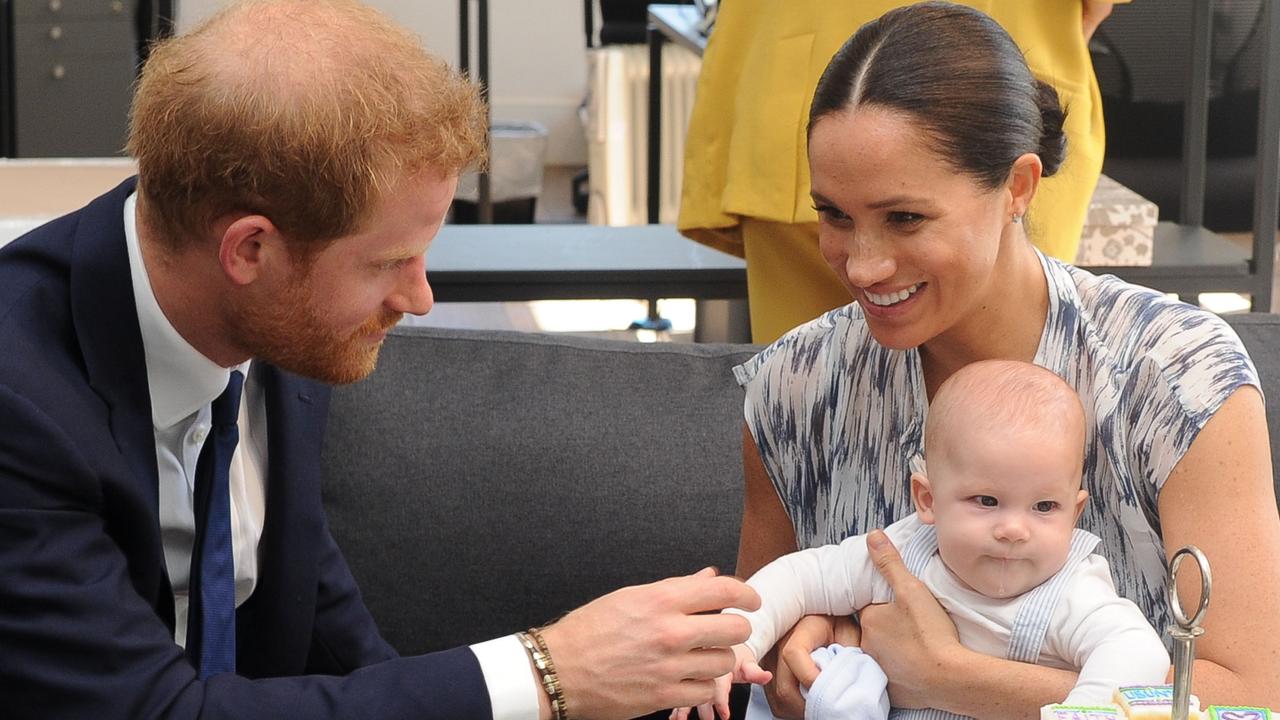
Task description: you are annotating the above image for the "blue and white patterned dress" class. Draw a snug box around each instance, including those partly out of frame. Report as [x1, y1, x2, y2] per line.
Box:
[734, 251, 1260, 640]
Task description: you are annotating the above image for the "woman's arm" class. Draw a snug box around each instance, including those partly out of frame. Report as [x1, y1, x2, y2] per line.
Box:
[1081, 1, 1115, 42]
[737, 423, 799, 578]
[738, 423, 860, 720]
[1156, 386, 1280, 708]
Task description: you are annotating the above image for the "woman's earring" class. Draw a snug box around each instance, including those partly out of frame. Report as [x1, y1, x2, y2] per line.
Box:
[1011, 213, 1023, 224]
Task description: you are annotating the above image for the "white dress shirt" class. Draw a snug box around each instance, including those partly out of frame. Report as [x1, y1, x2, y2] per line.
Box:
[123, 194, 539, 718]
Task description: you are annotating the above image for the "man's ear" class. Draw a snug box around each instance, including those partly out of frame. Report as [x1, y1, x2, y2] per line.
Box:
[911, 472, 936, 524]
[1073, 489, 1089, 523]
[1006, 152, 1043, 221]
[218, 214, 280, 286]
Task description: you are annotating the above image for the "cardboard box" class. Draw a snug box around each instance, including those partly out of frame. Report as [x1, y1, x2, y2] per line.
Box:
[1075, 175, 1159, 266]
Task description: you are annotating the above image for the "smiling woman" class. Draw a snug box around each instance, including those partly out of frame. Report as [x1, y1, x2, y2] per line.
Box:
[678, 0, 1114, 344]
[732, 3, 1280, 719]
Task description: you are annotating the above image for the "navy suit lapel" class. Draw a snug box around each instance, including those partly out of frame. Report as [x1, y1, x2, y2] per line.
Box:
[63, 181, 333, 675]
[66, 176, 173, 625]
[237, 363, 330, 676]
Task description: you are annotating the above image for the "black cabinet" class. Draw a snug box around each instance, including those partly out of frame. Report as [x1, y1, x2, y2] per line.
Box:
[1, 0, 138, 157]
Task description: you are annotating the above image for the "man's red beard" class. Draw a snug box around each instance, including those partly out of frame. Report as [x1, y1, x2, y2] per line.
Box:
[233, 275, 403, 385]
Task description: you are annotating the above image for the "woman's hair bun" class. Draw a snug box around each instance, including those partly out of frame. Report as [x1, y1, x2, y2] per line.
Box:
[1035, 80, 1067, 177]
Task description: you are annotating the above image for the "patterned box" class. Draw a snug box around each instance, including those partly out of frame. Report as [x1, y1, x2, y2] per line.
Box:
[1041, 704, 1122, 719]
[1075, 175, 1159, 267]
[1206, 707, 1274, 719]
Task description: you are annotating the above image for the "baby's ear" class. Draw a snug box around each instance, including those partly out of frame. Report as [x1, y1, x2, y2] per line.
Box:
[911, 472, 935, 524]
[1073, 488, 1089, 522]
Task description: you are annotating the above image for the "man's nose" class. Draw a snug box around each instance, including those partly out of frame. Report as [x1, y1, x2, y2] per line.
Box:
[386, 256, 433, 316]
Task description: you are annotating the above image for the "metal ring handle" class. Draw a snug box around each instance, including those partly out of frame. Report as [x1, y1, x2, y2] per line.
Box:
[1168, 545, 1212, 630]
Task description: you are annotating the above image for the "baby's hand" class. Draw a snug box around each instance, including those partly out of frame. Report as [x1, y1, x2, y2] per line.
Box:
[668, 645, 773, 720]
[730, 643, 772, 686]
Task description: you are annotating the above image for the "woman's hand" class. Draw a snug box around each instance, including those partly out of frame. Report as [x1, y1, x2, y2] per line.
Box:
[1081, 1, 1114, 43]
[758, 614, 860, 719]
[857, 529, 963, 709]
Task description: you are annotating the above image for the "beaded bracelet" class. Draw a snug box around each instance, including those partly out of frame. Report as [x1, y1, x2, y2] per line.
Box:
[518, 628, 568, 720]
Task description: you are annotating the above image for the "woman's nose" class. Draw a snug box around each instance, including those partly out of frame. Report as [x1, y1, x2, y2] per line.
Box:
[843, 235, 896, 289]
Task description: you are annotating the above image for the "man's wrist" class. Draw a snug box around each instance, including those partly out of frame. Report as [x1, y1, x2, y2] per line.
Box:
[521, 647, 553, 720]
[518, 629, 567, 720]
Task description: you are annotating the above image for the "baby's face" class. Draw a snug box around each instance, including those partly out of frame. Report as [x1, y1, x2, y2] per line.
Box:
[920, 427, 1086, 599]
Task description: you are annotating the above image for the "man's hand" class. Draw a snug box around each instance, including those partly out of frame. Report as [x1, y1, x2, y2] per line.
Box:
[539, 567, 760, 720]
[858, 530, 962, 710]
[759, 614, 860, 719]
[670, 644, 772, 720]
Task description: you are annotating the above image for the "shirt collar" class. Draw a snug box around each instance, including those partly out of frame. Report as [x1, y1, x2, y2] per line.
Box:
[1031, 248, 1084, 380]
[124, 192, 249, 429]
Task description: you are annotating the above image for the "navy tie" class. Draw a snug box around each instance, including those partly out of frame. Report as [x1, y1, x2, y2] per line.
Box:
[187, 370, 243, 678]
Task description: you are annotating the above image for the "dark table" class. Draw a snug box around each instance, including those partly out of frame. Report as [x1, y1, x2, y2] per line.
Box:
[426, 221, 1253, 302]
[428, 222, 745, 303]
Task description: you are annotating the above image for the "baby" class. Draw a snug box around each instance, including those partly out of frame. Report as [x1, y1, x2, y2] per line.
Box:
[679, 360, 1170, 720]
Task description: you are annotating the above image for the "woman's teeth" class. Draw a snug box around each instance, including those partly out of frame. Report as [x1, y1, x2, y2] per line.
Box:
[865, 283, 921, 307]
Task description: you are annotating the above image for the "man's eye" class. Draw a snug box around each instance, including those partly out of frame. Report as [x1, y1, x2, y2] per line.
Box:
[975, 496, 998, 507]
[1034, 501, 1060, 513]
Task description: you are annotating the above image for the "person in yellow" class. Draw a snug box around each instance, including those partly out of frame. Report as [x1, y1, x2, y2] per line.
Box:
[679, 1, 1123, 342]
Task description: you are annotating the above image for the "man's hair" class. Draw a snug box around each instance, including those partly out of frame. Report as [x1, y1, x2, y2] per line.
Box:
[128, 0, 486, 252]
[924, 360, 1085, 470]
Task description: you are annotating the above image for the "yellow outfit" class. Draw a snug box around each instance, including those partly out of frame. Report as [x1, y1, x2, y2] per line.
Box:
[678, 1, 1120, 342]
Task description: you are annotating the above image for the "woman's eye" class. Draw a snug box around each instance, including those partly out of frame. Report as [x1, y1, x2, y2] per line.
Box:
[812, 203, 851, 223]
[887, 211, 925, 226]
[975, 496, 998, 507]
[1034, 501, 1060, 513]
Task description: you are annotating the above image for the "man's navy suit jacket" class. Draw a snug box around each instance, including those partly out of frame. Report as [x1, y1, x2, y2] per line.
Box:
[0, 179, 492, 719]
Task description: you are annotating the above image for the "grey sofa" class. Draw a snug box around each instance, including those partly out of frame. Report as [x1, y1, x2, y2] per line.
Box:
[319, 313, 1280, 672]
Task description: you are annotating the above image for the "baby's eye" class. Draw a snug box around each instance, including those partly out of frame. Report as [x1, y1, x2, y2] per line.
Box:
[974, 495, 998, 507]
[886, 211, 925, 226]
[1034, 501, 1060, 513]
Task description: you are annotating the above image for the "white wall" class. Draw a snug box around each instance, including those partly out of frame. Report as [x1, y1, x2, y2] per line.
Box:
[175, 0, 589, 165]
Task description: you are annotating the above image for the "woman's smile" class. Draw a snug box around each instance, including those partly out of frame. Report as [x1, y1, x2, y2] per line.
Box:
[859, 282, 927, 320]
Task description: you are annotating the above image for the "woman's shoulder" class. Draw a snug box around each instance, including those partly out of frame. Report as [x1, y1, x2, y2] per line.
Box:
[1057, 263, 1258, 423]
[1062, 264, 1252, 371]
[733, 302, 873, 386]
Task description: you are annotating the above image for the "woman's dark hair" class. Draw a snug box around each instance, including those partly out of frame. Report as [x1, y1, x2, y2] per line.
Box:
[807, 1, 1067, 188]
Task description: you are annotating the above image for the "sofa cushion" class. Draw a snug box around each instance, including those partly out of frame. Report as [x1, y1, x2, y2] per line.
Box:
[321, 326, 758, 654]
